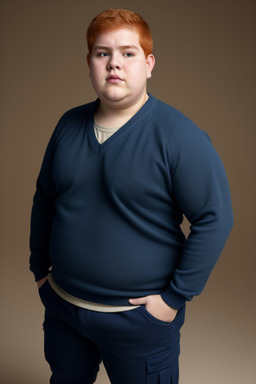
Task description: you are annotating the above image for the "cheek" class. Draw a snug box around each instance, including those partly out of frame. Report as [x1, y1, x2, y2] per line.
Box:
[90, 66, 104, 85]
[90, 61, 104, 75]
[128, 64, 148, 84]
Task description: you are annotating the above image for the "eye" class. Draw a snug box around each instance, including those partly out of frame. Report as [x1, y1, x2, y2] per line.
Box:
[123, 52, 134, 57]
[97, 52, 109, 57]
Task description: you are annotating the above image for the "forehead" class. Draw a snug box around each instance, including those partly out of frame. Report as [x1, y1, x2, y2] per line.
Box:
[93, 27, 141, 49]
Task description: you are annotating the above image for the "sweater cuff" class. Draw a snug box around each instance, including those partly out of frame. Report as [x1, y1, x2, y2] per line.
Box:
[161, 287, 187, 310]
[30, 265, 49, 282]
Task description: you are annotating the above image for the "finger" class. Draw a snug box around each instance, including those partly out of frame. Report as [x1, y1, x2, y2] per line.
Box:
[129, 297, 147, 305]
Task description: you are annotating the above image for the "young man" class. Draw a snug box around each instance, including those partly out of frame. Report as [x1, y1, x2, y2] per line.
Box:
[30, 9, 233, 384]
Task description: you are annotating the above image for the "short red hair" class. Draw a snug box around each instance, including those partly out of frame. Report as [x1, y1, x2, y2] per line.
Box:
[87, 9, 153, 57]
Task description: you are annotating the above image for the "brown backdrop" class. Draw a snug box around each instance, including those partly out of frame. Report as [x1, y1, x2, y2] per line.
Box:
[1, 1, 255, 383]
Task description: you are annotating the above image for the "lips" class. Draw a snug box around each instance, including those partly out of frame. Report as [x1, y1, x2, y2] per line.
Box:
[106, 75, 123, 82]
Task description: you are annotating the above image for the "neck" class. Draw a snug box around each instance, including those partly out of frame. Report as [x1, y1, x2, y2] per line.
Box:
[95, 93, 149, 129]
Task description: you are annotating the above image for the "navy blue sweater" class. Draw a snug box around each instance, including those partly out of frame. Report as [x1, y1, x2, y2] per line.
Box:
[30, 94, 233, 309]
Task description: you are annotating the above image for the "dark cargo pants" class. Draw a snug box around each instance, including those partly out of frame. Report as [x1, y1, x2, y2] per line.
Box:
[39, 280, 185, 384]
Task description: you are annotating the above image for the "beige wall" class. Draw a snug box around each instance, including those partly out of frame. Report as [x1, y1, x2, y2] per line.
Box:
[1, 1, 255, 383]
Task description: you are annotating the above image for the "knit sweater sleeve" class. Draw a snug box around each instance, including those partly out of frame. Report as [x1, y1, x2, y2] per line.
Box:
[161, 120, 234, 309]
[29, 126, 58, 281]
[29, 103, 91, 281]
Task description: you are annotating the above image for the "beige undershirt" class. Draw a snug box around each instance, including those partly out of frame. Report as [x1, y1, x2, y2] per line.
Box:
[47, 121, 140, 313]
[48, 274, 139, 312]
[94, 120, 120, 144]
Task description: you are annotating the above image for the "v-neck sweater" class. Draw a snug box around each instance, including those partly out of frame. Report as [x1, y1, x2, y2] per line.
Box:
[30, 94, 233, 309]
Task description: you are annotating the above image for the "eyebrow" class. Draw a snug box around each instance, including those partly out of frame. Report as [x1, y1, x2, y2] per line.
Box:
[93, 45, 139, 52]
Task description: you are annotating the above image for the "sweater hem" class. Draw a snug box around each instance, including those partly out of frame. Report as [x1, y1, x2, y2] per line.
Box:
[53, 274, 165, 307]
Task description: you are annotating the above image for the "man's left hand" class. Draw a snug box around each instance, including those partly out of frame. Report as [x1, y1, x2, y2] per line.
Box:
[129, 294, 178, 323]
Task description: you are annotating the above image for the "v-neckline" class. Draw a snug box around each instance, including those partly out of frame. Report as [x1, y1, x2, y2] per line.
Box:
[87, 94, 153, 156]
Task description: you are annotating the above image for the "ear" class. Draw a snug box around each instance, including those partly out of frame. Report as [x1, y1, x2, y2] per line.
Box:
[146, 54, 155, 79]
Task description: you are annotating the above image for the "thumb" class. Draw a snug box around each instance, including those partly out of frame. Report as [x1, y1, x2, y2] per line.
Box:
[129, 297, 147, 306]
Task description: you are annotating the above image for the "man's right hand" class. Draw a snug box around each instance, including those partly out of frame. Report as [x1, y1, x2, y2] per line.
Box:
[37, 276, 48, 289]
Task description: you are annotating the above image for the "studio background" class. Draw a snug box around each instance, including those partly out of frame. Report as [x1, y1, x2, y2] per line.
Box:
[1, 1, 255, 383]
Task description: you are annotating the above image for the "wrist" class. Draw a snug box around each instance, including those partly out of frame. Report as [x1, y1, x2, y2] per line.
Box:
[37, 276, 48, 289]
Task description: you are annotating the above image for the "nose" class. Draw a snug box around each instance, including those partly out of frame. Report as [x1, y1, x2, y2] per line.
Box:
[107, 55, 121, 71]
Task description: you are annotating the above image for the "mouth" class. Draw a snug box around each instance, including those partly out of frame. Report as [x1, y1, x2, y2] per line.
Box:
[106, 75, 123, 83]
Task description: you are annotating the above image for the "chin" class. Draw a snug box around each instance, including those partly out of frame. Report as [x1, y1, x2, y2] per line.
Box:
[102, 92, 129, 105]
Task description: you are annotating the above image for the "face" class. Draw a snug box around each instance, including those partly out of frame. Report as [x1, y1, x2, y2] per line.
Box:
[87, 27, 155, 110]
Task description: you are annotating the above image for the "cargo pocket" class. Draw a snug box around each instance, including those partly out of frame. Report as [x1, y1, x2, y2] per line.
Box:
[146, 343, 180, 384]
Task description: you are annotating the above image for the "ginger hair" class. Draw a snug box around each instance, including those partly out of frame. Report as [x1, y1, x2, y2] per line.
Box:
[87, 9, 153, 57]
